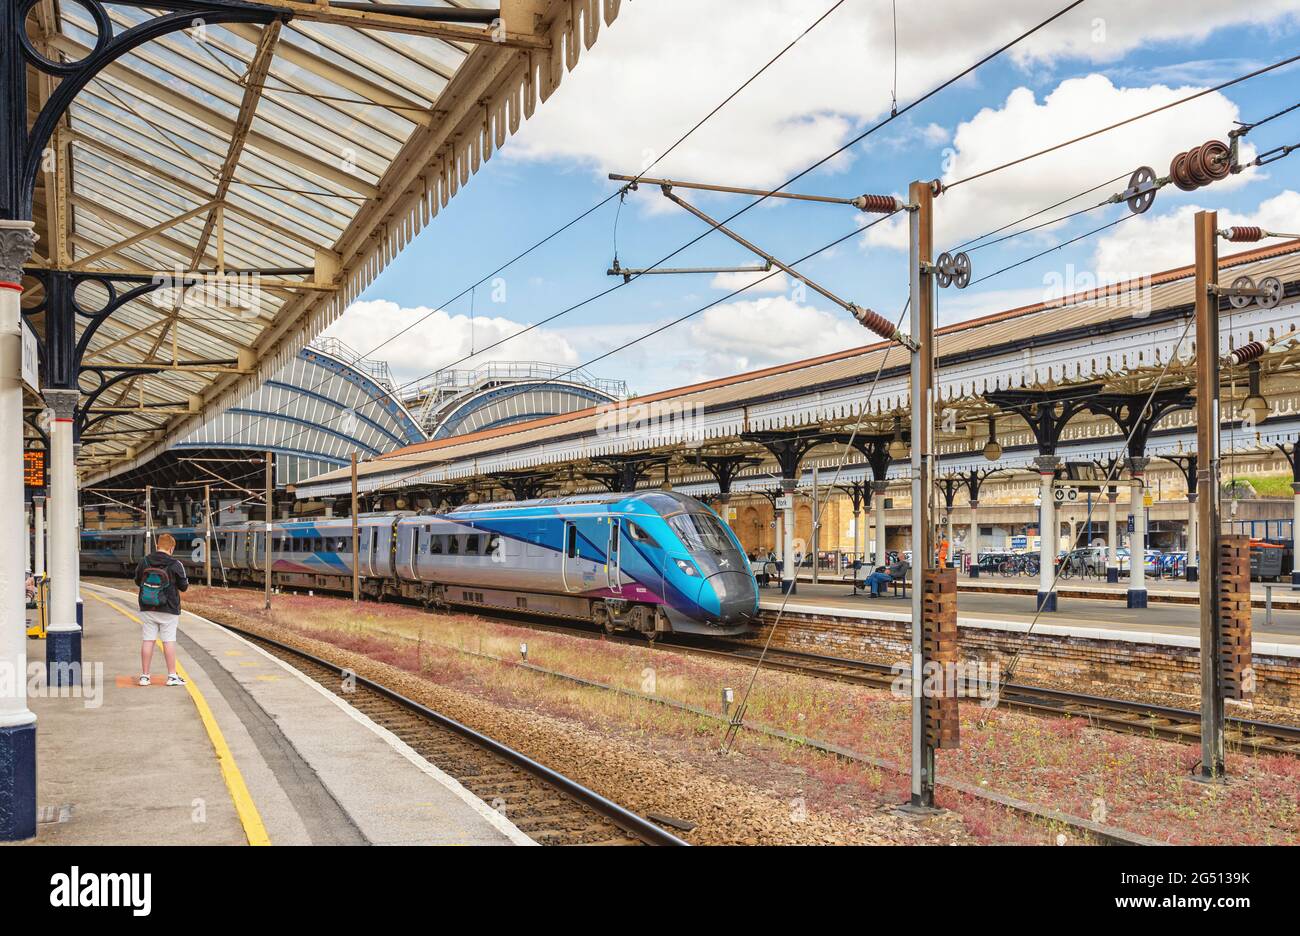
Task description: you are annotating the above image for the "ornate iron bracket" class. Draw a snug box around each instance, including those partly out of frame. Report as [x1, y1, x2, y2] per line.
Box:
[9, 0, 286, 220]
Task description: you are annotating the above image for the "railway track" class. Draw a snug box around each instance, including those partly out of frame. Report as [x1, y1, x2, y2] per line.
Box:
[224, 623, 687, 847]
[693, 638, 1300, 757]
[86, 575, 1300, 757]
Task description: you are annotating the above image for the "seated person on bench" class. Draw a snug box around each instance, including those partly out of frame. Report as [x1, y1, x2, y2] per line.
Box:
[864, 558, 909, 598]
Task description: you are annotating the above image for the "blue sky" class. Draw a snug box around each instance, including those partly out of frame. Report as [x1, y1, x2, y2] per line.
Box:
[324, 0, 1300, 396]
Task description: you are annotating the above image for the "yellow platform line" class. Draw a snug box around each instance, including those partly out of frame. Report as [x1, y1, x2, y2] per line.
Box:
[88, 591, 272, 846]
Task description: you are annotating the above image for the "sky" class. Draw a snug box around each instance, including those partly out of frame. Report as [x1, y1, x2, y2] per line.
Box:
[322, 0, 1300, 398]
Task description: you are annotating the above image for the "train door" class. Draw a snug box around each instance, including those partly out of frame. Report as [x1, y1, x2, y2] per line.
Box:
[561, 521, 580, 592]
[606, 519, 622, 593]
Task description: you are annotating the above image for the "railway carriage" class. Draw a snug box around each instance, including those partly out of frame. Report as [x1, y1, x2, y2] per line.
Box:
[79, 491, 759, 637]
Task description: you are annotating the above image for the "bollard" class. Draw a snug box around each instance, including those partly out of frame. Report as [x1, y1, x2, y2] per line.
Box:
[519, 642, 528, 662]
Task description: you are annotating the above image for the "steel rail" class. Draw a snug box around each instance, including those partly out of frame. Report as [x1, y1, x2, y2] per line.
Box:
[220, 621, 689, 846]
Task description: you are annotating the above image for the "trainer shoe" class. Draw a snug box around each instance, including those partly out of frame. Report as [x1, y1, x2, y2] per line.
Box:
[166, 674, 185, 687]
[138, 675, 151, 687]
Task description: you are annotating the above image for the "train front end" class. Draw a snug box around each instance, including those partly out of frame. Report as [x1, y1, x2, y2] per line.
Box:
[650, 495, 759, 634]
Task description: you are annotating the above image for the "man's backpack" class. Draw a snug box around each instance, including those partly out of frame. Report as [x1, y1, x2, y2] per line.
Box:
[139, 563, 171, 607]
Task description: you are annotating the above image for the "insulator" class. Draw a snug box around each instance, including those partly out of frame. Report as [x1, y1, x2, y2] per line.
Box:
[1169, 140, 1232, 192]
[854, 193, 901, 214]
[1201, 140, 1232, 181]
[1169, 151, 1195, 191]
[1226, 341, 1265, 366]
[851, 304, 902, 343]
[1223, 226, 1263, 243]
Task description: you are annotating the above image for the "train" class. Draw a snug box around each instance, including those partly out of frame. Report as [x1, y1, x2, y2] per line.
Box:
[80, 490, 760, 637]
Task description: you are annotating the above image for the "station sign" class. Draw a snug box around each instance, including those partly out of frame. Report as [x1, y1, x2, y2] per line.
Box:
[21, 319, 38, 392]
[24, 449, 46, 489]
[776, 495, 793, 509]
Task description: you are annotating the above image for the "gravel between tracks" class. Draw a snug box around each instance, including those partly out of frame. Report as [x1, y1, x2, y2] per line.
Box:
[185, 599, 969, 845]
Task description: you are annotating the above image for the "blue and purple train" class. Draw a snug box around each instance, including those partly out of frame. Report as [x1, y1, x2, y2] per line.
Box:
[80, 490, 759, 637]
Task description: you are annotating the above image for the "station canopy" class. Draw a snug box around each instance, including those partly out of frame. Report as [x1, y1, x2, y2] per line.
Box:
[20, 0, 623, 483]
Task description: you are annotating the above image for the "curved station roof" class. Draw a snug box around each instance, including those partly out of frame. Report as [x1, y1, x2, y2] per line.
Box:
[19, 0, 624, 483]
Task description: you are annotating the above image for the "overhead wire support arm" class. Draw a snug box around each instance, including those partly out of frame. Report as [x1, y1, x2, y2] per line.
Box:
[608, 173, 905, 212]
[656, 183, 918, 351]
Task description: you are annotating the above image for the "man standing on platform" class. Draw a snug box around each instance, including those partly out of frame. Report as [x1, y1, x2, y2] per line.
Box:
[133, 532, 189, 687]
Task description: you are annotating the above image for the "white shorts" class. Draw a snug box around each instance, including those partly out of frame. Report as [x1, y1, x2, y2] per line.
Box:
[140, 610, 179, 642]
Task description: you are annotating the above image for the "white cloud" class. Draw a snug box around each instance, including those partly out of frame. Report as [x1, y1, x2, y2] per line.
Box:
[862, 74, 1258, 253]
[1091, 189, 1300, 274]
[506, 0, 1296, 195]
[681, 295, 865, 376]
[323, 300, 580, 385]
[709, 269, 789, 293]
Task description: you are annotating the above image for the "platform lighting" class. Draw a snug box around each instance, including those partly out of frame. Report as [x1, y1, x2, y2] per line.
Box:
[1241, 361, 1270, 425]
[888, 416, 909, 460]
[983, 416, 1002, 461]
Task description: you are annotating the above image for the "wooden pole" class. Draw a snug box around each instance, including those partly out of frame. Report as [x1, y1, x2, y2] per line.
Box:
[204, 483, 212, 587]
[264, 451, 272, 610]
[351, 451, 360, 603]
[1194, 209, 1225, 779]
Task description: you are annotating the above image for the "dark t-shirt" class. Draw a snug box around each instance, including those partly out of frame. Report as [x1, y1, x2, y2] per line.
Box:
[134, 551, 189, 615]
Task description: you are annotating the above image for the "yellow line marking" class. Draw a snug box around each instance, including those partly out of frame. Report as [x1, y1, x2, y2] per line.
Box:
[87, 592, 272, 847]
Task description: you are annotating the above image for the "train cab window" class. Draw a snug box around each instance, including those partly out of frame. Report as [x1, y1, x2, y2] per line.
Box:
[448, 536, 460, 555]
[464, 534, 480, 556]
[430, 536, 443, 555]
[626, 522, 659, 549]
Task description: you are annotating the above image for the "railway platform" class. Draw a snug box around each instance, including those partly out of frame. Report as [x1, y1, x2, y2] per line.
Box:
[13, 584, 526, 846]
[762, 581, 1300, 646]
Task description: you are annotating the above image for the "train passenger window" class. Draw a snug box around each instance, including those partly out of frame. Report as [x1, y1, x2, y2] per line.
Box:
[335, 538, 349, 551]
[486, 535, 501, 559]
[626, 522, 659, 549]
[430, 536, 443, 555]
[448, 536, 460, 555]
[464, 534, 480, 555]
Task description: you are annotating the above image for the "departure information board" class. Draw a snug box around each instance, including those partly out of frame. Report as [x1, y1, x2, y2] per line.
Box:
[24, 450, 46, 490]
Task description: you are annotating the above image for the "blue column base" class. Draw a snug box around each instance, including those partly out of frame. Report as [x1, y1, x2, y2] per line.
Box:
[780, 579, 796, 595]
[1186, 565, 1198, 583]
[46, 630, 83, 687]
[1106, 567, 1119, 584]
[0, 721, 37, 841]
[76, 598, 84, 631]
[969, 567, 980, 578]
[1292, 570, 1300, 587]
[1127, 589, 1148, 609]
[1035, 591, 1057, 612]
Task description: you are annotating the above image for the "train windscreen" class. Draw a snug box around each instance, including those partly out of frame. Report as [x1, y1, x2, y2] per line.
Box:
[670, 512, 733, 555]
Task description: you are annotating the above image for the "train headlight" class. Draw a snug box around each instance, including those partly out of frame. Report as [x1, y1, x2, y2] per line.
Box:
[674, 558, 700, 577]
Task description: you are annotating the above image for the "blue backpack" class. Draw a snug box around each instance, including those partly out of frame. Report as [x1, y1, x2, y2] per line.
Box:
[139, 563, 171, 607]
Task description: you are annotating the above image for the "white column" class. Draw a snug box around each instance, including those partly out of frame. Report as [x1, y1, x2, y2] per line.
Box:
[1035, 456, 1058, 612]
[1128, 458, 1149, 608]
[1106, 490, 1119, 583]
[1186, 492, 1198, 583]
[23, 504, 29, 574]
[774, 509, 783, 562]
[968, 501, 980, 577]
[810, 467, 819, 585]
[853, 502, 863, 564]
[1292, 482, 1300, 586]
[43, 388, 81, 684]
[781, 481, 796, 594]
[872, 480, 888, 566]
[0, 219, 39, 841]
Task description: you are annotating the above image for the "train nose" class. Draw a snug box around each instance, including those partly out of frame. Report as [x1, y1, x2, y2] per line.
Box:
[707, 570, 759, 622]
